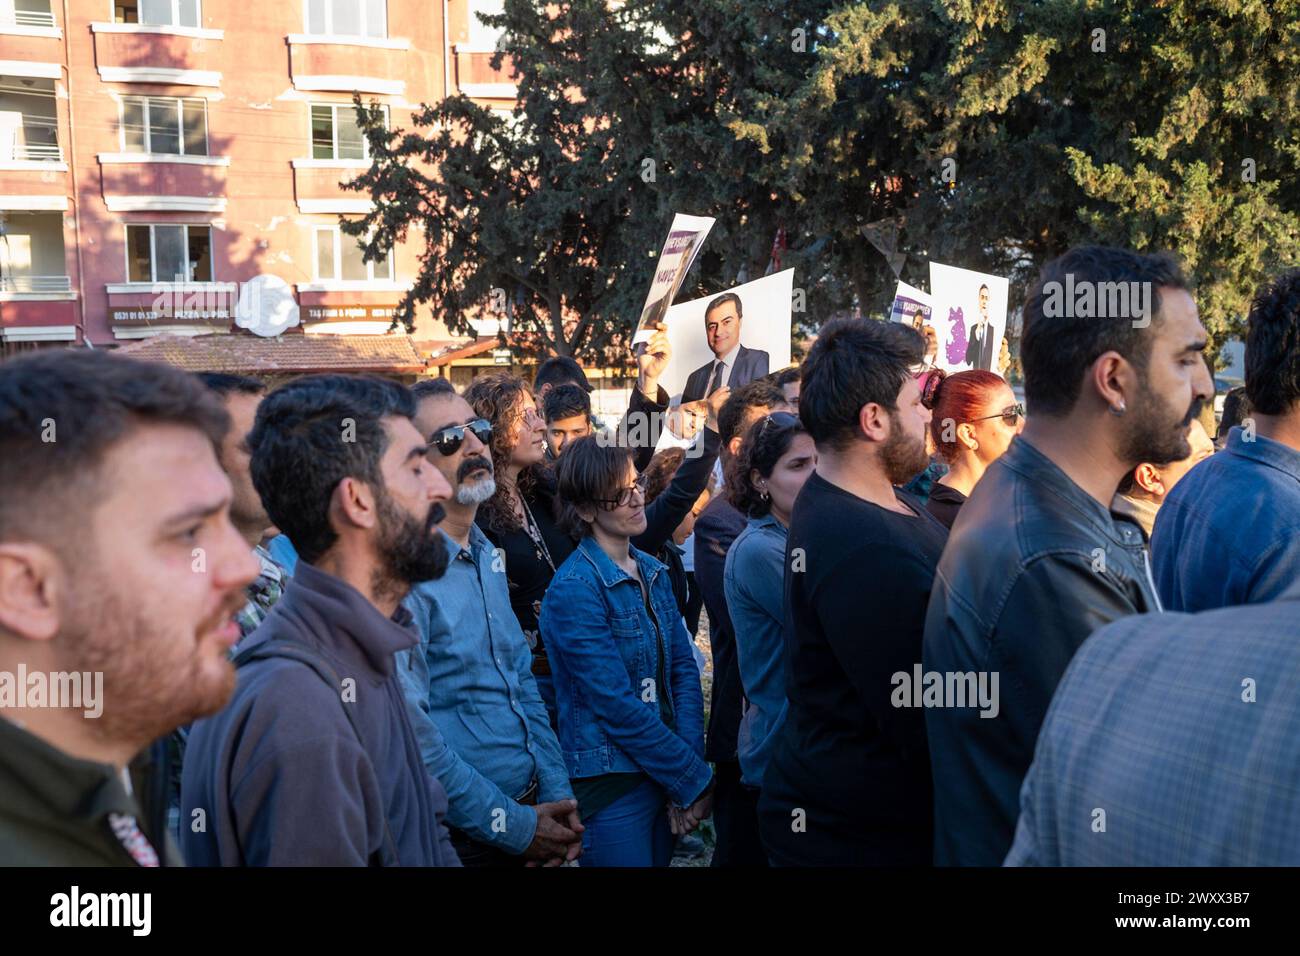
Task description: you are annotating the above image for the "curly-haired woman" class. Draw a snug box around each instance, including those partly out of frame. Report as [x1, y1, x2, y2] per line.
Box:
[464, 373, 576, 722]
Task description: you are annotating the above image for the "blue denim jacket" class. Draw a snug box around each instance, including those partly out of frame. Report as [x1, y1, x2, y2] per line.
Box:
[1151, 426, 1300, 612]
[397, 526, 572, 855]
[539, 536, 712, 807]
[723, 514, 789, 788]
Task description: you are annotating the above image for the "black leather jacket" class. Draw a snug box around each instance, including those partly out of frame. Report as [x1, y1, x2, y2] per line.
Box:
[922, 435, 1160, 866]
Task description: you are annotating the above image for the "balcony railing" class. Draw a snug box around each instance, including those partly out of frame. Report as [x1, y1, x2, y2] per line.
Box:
[2, 142, 62, 162]
[4, 10, 57, 29]
[0, 275, 72, 294]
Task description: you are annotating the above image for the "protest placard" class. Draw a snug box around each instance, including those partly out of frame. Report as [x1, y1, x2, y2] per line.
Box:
[928, 262, 1010, 373]
[658, 268, 794, 408]
[631, 213, 715, 345]
[889, 280, 939, 370]
[889, 280, 933, 327]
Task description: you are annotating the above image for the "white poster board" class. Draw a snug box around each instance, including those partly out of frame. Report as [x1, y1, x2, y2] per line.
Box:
[658, 268, 794, 409]
[631, 213, 715, 345]
[928, 262, 1009, 373]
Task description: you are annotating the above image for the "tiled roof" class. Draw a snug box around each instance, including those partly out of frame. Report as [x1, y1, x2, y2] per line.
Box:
[113, 332, 427, 374]
[422, 337, 503, 364]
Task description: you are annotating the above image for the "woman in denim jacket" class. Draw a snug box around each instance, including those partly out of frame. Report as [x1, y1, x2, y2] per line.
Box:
[540, 437, 713, 866]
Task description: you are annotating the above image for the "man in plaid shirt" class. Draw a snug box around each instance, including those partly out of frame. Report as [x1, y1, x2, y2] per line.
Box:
[1007, 579, 1300, 866]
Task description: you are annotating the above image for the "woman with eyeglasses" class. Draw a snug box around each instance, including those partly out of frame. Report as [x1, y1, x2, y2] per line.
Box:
[924, 370, 1025, 529]
[539, 437, 713, 867]
[722, 412, 815, 805]
[464, 373, 577, 722]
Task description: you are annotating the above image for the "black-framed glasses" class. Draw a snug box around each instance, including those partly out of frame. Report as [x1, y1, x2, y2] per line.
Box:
[595, 473, 649, 511]
[971, 403, 1025, 426]
[430, 418, 492, 456]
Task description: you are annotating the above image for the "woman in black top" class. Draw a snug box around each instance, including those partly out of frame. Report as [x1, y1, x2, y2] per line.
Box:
[465, 373, 576, 722]
[923, 369, 1024, 529]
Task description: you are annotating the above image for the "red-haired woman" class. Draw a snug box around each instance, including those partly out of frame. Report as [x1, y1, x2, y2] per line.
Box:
[925, 370, 1025, 529]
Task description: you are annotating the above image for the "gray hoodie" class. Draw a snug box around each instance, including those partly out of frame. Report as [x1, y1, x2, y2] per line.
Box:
[181, 560, 460, 866]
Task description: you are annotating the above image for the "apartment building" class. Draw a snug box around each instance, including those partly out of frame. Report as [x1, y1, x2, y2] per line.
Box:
[0, 0, 515, 357]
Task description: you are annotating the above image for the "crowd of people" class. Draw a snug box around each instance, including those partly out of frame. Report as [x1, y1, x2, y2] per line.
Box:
[1, 244, 1298, 867]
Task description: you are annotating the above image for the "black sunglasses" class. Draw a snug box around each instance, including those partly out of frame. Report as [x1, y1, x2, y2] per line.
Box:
[430, 418, 493, 456]
[756, 411, 801, 441]
[971, 403, 1025, 426]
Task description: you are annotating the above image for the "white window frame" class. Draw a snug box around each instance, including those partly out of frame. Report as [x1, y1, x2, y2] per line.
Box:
[120, 95, 208, 156]
[124, 223, 213, 283]
[309, 102, 386, 161]
[466, 0, 505, 51]
[312, 225, 393, 283]
[303, 0, 387, 40]
[113, 0, 202, 28]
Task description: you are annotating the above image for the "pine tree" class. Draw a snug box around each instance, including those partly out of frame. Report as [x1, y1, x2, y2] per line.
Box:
[347, 0, 1300, 364]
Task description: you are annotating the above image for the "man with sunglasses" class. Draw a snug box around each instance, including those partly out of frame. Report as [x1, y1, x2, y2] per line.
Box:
[396, 379, 583, 867]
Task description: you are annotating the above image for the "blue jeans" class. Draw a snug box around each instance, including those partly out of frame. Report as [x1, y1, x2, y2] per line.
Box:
[580, 780, 674, 867]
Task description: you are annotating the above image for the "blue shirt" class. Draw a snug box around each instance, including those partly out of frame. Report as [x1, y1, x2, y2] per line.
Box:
[397, 525, 572, 855]
[266, 533, 300, 574]
[1151, 426, 1300, 612]
[723, 514, 789, 787]
[1006, 579, 1300, 866]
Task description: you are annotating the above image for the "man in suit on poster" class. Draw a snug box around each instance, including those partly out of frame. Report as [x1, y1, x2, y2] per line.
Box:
[682, 293, 771, 402]
[965, 284, 998, 371]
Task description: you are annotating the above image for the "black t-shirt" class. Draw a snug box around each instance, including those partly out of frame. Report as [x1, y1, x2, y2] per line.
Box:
[759, 471, 948, 865]
[925, 481, 968, 530]
[476, 478, 576, 675]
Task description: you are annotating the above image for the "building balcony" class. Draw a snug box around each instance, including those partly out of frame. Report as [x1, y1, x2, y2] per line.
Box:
[292, 158, 374, 214]
[99, 153, 227, 212]
[91, 21, 222, 88]
[288, 34, 407, 95]
[0, 209, 73, 305]
[0, 74, 65, 173]
[1, 273, 70, 294]
[0, 2, 61, 50]
[453, 45, 517, 100]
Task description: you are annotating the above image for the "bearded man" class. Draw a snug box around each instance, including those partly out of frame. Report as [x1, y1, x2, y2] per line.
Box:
[182, 375, 461, 866]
